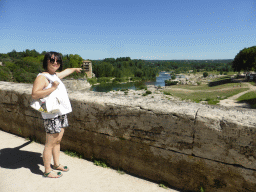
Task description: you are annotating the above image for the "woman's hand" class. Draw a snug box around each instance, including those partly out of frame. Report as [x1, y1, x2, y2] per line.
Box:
[52, 81, 60, 89]
[75, 68, 83, 73]
[32, 76, 59, 100]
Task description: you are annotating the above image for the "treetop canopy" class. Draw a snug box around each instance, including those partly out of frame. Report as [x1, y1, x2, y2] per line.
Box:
[232, 46, 256, 72]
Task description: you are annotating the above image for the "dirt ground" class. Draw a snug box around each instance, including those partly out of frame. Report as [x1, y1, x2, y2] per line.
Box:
[218, 82, 256, 108]
[163, 74, 256, 109]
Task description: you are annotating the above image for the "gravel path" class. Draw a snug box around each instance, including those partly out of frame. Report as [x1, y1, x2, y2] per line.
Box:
[219, 83, 256, 108]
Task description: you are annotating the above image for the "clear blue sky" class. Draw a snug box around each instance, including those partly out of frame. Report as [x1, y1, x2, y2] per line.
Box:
[0, 0, 255, 60]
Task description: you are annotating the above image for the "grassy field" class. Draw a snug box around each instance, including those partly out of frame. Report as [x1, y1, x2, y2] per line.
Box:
[162, 82, 250, 105]
[170, 82, 246, 91]
[184, 71, 238, 77]
[248, 82, 256, 86]
[237, 91, 256, 109]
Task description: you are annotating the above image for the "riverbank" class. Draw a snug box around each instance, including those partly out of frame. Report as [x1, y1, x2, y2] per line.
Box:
[61, 73, 255, 109]
[173, 73, 232, 85]
[77, 74, 254, 109]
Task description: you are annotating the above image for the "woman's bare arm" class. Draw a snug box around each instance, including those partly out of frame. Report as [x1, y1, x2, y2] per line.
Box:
[56, 68, 82, 79]
[31, 75, 59, 100]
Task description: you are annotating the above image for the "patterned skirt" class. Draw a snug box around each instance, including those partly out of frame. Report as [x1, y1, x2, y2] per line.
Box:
[43, 114, 68, 134]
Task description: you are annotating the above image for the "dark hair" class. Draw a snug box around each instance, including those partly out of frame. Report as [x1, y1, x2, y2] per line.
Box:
[43, 51, 63, 71]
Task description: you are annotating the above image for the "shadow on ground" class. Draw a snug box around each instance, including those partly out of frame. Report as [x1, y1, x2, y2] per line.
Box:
[208, 77, 232, 87]
[208, 77, 248, 87]
[237, 98, 256, 109]
[0, 141, 44, 175]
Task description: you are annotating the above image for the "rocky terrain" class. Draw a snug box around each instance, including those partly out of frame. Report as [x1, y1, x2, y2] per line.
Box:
[66, 73, 254, 109]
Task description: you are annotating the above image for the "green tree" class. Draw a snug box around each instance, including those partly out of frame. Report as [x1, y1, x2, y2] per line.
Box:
[112, 68, 123, 78]
[62, 58, 71, 70]
[68, 54, 83, 68]
[23, 49, 40, 57]
[98, 62, 114, 77]
[134, 68, 143, 78]
[4, 61, 18, 71]
[116, 57, 131, 62]
[8, 49, 18, 58]
[203, 72, 208, 77]
[12, 68, 31, 83]
[103, 58, 116, 64]
[0, 53, 9, 58]
[232, 46, 256, 72]
[15, 60, 42, 73]
[23, 55, 44, 63]
[171, 73, 176, 80]
[41, 51, 47, 55]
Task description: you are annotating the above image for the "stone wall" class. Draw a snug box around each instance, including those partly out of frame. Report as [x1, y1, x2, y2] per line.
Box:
[0, 81, 256, 191]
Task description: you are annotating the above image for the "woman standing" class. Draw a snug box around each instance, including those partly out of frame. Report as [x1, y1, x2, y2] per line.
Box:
[32, 52, 82, 178]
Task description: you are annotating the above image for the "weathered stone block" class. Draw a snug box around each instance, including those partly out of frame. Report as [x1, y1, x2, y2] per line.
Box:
[194, 107, 256, 170]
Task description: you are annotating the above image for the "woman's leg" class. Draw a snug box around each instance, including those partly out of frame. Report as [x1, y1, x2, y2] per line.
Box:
[52, 128, 64, 167]
[43, 132, 61, 177]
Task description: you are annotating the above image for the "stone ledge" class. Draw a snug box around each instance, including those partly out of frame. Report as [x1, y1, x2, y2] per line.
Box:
[0, 81, 256, 191]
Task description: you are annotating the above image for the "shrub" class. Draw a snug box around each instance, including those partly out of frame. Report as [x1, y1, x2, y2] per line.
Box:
[15, 60, 42, 73]
[159, 184, 168, 189]
[4, 61, 18, 71]
[142, 90, 152, 96]
[203, 72, 208, 78]
[136, 84, 147, 90]
[130, 77, 142, 81]
[87, 78, 97, 85]
[93, 159, 108, 168]
[117, 168, 125, 175]
[163, 91, 172, 96]
[0, 66, 12, 81]
[13, 68, 36, 83]
[64, 150, 83, 158]
[112, 78, 123, 83]
[97, 77, 112, 83]
[165, 80, 178, 86]
[20, 72, 37, 83]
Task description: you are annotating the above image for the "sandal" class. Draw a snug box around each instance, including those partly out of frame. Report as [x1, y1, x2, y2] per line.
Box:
[53, 164, 69, 172]
[43, 170, 62, 178]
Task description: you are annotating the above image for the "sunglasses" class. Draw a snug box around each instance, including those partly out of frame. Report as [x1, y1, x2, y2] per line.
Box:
[49, 58, 61, 65]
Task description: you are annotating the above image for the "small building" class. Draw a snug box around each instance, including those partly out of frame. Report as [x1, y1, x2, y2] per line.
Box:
[249, 73, 256, 81]
[0, 62, 2, 66]
[81, 60, 92, 78]
[245, 71, 256, 81]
